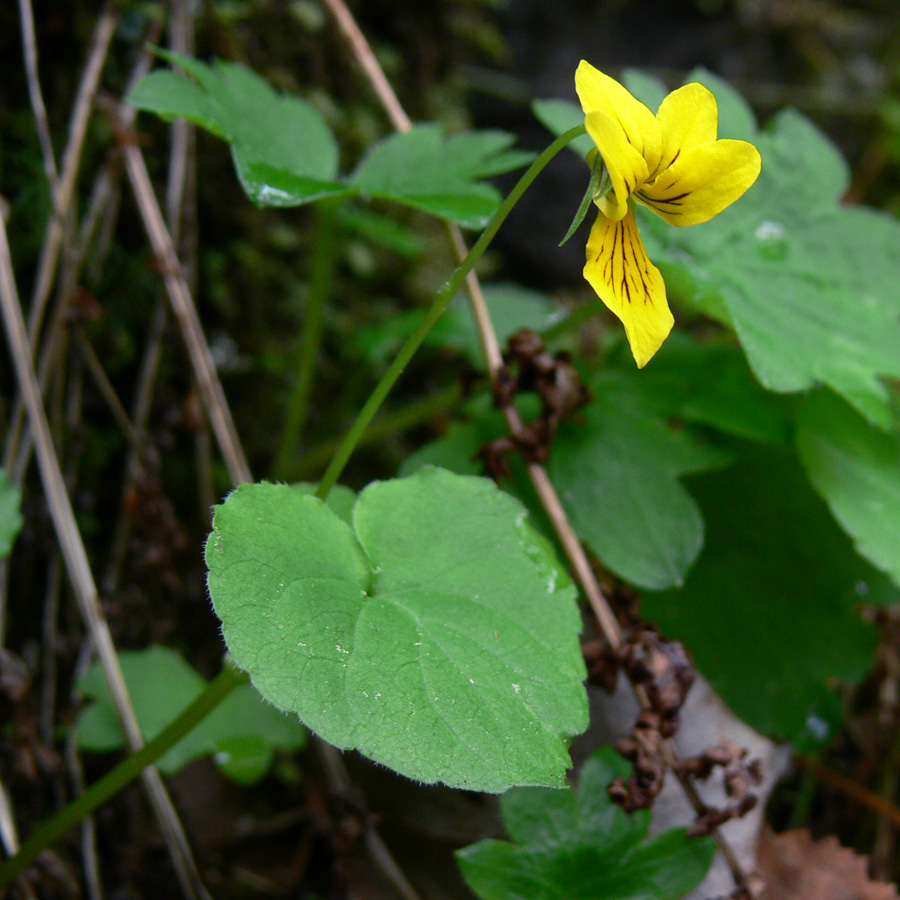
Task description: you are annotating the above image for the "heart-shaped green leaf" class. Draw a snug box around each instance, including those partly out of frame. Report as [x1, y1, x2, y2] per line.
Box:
[550, 386, 728, 591]
[206, 468, 588, 791]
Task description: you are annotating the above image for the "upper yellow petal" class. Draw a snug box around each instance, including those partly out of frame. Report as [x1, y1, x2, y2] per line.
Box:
[654, 82, 719, 176]
[635, 138, 762, 226]
[583, 207, 673, 368]
[584, 110, 649, 221]
[575, 61, 661, 175]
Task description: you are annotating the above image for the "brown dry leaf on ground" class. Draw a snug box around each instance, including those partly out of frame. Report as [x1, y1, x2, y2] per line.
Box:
[757, 828, 899, 900]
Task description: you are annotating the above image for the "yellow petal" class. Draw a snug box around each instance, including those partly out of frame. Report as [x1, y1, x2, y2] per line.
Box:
[575, 61, 661, 174]
[583, 207, 673, 368]
[584, 110, 649, 221]
[635, 138, 762, 226]
[654, 82, 718, 176]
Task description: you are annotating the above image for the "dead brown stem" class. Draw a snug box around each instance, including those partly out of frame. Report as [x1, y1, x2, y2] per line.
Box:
[0, 201, 211, 900]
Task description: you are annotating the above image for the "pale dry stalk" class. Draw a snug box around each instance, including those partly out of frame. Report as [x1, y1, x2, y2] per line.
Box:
[119, 133, 252, 486]
[25, 0, 119, 347]
[17, 0, 60, 199]
[0, 209, 211, 900]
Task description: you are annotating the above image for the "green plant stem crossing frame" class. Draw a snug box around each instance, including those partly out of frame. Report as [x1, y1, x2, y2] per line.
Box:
[0, 125, 585, 888]
[314, 124, 586, 500]
[0, 666, 248, 889]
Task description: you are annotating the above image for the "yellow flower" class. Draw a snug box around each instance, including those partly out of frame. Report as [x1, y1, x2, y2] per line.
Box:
[576, 61, 761, 367]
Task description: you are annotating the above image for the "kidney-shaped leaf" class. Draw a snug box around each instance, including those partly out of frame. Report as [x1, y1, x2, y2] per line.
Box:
[206, 467, 588, 791]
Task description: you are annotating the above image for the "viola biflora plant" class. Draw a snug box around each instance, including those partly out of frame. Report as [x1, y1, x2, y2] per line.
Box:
[7, 45, 900, 900]
[138, 53, 899, 885]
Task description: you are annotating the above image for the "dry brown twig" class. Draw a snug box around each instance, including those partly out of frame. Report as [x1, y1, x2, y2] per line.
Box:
[108, 32, 422, 900]
[5, 7, 213, 896]
[16, 0, 60, 201]
[2, 9, 160, 485]
[25, 0, 118, 349]
[0, 205, 212, 900]
[117, 126, 253, 487]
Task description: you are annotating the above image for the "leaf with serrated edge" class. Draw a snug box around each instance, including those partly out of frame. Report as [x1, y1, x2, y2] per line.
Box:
[796, 390, 900, 587]
[350, 125, 528, 229]
[639, 81, 900, 428]
[206, 468, 588, 791]
[127, 52, 348, 207]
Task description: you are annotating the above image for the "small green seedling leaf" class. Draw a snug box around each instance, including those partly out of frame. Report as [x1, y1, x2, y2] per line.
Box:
[0, 470, 23, 558]
[456, 746, 715, 900]
[795, 390, 900, 587]
[351, 126, 532, 229]
[76, 646, 306, 781]
[126, 51, 352, 207]
[206, 467, 588, 791]
[643, 445, 880, 745]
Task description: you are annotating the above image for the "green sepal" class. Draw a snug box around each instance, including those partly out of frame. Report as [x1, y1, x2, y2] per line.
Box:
[559, 152, 606, 247]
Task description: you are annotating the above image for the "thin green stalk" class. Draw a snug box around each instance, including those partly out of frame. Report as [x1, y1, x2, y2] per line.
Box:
[287, 379, 467, 482]
[0, 664, 248, 889]
[315, 124, 586, 501]
[272, 200, 340, 480]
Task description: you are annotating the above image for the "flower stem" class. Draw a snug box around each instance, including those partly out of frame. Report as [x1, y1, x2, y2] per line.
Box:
[314, 124, 585, 501]
[0, 664, 248, 890]
[272, 199, 340, 480]
[285, 380, 468, 482]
